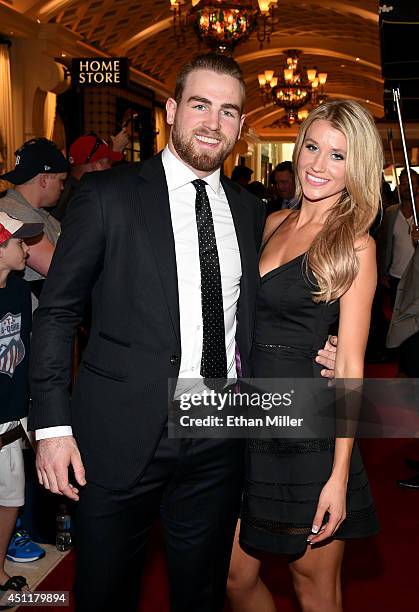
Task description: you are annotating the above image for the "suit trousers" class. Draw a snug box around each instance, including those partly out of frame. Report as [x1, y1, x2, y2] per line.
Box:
[74, 428, 244, 612]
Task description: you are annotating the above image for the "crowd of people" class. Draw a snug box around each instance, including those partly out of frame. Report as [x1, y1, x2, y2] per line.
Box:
[0, 51, 418, 612]
[231, 159, 298, 215]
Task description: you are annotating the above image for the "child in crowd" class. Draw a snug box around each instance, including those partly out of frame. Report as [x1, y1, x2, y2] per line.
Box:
[0, 212, 43, 606]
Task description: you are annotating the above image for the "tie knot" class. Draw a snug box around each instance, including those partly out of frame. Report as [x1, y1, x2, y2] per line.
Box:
[192, 179, 207, 192]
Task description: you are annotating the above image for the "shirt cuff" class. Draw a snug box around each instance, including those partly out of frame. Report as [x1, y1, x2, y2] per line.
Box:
[35, 426, 73, 440]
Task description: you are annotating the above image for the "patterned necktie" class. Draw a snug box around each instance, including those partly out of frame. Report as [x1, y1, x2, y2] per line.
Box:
[192, 179, 227, 381]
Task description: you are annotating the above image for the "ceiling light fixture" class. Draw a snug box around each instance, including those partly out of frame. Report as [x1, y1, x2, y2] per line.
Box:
[169, 0, 278, 52]
[258, 50, 328, 126]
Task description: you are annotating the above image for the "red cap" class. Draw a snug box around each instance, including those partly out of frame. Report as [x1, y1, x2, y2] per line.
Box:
[0, 211, 44, 246]
[69, 135, 123, 166]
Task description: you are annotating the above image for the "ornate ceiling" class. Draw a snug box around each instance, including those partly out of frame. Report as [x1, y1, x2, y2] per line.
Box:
[1, 0, 383, 140]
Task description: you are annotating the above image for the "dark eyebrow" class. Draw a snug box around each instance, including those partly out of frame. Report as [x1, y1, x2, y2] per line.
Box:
[187, 96, 241, 113]
[305, 137, 346, 153]
[221, 102, 241, 113]
[187, 96, 212, 105]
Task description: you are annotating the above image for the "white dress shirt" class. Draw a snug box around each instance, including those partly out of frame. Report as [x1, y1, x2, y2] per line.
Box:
[36, 146, 242, 439]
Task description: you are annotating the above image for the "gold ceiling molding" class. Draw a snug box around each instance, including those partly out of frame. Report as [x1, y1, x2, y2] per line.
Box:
[26, 0, 75, 19]
[321, 0, 377, 23]
[237, 46, 381, 74]
[0, 2, 40, 37]
[20, 0, 378, 56]
[114, 18, 173, 55]
[254, 93, 384, 130]
[21, 0, 378, 23]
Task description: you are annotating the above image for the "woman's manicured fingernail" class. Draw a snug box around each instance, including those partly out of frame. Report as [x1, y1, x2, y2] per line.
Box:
[312, 525, 320, 534]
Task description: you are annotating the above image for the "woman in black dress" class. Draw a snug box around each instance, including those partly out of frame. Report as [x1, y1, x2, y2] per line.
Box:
[227, 99, 383, 611]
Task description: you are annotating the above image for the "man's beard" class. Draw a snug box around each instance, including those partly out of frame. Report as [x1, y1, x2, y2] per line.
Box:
[171, 121, 237, 173]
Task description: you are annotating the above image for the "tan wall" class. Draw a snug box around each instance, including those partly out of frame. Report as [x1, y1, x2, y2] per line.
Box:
[7, 38, 69, 154]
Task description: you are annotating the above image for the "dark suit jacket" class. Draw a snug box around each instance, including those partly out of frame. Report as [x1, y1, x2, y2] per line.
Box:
[376, 204, 400, 278]
[29, 154, 265, 489]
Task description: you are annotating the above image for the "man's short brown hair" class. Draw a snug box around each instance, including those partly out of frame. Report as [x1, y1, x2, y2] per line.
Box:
[174, 53, 246, 109]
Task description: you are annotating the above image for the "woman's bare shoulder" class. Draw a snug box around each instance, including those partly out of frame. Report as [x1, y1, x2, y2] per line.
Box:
[355, 233, 376, 257]
[263, 209, 294, 241]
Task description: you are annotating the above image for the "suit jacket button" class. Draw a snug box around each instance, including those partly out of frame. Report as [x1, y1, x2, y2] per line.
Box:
[170, 355, 180, 365]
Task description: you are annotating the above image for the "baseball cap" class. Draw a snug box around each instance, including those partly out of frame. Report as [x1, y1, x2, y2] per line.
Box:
[69, 135, 123, 166]
[0, 211, 44, 246]
[0, 138, 70, 185]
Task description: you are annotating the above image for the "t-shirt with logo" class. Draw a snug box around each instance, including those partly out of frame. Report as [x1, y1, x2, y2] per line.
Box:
[0, 274, 32, 424]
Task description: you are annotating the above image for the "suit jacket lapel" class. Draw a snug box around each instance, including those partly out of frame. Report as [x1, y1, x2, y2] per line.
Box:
[137, 155, 180, 343]
[134, 161, 257, 353]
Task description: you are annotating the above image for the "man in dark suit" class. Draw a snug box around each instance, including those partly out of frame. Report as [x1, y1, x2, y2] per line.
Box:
[29, 54, 264, 612]
[29, 54, 335, 611]
[266, 160, 298, 216]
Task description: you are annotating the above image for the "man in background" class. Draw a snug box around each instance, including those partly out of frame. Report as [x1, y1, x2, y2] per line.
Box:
[378, 167, 418, 306]
[0, 138, 68, 302]
[266, 160, 297, 215]
[231, 165, 253, 188]
[52, 130, 128, 222]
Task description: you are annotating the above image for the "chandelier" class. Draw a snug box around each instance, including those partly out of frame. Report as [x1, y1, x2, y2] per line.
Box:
[169, 0, 278, 52]
[258, 50, 328, 125]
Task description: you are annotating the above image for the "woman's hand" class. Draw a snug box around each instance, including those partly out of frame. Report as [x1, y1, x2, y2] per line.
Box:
[316, 335, 337, 378]
[307, 475, 347, 545]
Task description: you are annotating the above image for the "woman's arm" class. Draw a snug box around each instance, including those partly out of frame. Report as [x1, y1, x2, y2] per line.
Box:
[308, 235, 377, 544]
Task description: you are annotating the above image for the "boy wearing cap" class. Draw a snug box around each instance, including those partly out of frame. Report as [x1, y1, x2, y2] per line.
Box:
[0, 212, 44, 604]
[0, 138, 69, 303]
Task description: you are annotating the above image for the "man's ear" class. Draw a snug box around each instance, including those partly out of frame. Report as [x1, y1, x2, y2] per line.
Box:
[166, 98, 177, 126]
[38, 174, 48, 189]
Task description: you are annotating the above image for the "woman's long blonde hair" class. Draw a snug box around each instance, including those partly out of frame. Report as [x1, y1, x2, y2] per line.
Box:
[293, 99, 383, 302]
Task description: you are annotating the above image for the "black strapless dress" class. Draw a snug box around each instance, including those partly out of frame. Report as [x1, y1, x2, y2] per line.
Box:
[240, 253, 379, 557]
